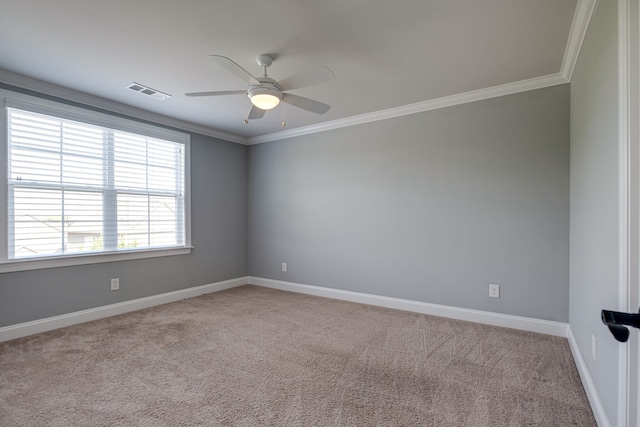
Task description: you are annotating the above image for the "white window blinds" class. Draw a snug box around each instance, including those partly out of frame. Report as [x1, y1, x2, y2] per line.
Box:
[7, 107, 186, 260]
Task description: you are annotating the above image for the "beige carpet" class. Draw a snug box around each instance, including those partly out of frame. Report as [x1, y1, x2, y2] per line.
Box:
[0, 285, 595, 426]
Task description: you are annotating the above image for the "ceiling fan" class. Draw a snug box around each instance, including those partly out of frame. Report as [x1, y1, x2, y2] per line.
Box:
[186, 54, 335, 123]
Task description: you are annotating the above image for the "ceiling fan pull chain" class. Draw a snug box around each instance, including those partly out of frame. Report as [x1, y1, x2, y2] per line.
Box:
[281, 102, 286, 127]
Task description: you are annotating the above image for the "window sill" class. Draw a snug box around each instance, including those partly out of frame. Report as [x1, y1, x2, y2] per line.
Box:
[0, 246, 194, 274]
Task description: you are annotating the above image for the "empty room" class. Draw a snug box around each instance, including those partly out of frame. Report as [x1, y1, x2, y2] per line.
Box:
[0, 0, 638, 426]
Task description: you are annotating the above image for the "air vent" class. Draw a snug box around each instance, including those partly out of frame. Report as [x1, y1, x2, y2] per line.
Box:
[126, 82, 171, 100]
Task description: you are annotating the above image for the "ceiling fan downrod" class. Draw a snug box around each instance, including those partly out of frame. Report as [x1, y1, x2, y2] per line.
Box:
[257, 54, 273, 77]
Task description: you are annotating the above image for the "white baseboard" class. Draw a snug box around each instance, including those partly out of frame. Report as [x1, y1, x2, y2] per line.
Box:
[0, 275, 569, 341]
[248, 277, 569, 337]
[0, 276, 249, 343]
[567, 327, 611, 427]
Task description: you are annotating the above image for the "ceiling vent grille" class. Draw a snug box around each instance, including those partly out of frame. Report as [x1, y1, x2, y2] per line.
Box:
[126, 82, 171, 100]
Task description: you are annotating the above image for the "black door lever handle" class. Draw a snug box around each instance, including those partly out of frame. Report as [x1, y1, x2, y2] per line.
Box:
[601, 308, 640, 342]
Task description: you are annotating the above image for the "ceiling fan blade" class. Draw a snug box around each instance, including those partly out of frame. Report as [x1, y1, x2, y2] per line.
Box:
[248, 105, 265, 120]
[277, 66, 335, 91]
[209, 55, 260, 85]
[282, 93, 331, 114]
[185, 90, 247, 97]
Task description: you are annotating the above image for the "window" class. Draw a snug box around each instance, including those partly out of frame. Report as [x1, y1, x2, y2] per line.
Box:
[1, 95, 191, 272]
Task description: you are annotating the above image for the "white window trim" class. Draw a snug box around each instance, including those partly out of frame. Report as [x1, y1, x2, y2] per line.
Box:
[0, 89, 192, 273]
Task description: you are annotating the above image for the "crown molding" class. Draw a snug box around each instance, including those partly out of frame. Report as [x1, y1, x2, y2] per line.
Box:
[0, 68, 572, 147]
[247, 73, 569, 144]
[561, 0, 599, 81]
[0, 1, 595, 147]
[0, 68, 248, 145]
[247, 0, 596, 145]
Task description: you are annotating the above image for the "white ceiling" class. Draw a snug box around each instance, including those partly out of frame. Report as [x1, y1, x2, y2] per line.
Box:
[0, 0, 584, 143]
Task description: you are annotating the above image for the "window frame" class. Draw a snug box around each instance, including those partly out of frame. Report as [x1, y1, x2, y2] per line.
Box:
[0, 90, 192, 273]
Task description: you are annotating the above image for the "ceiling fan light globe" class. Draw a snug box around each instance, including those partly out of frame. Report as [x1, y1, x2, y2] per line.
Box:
[248, 85, 282, 110]
[250, 94, 280, 110]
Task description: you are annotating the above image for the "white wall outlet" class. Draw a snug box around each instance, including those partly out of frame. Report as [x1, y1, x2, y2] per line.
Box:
[489, 284, 500, 298]
[110, 278, 120, 291]
[591, 334, 596, 361]
[281, 262, 287, 272]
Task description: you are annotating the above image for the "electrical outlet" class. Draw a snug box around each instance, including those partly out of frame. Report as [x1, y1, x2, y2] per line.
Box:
[592, 334, 596, 361]
[110, 278, 120, 291]
[282, 262, 287, 272]
[489, 284, 500, 298]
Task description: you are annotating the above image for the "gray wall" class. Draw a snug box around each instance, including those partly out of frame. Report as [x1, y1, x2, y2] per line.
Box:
[249, 84, 570, 322]
[569, 1, 620, 425]
[0, 111, 248, 327]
